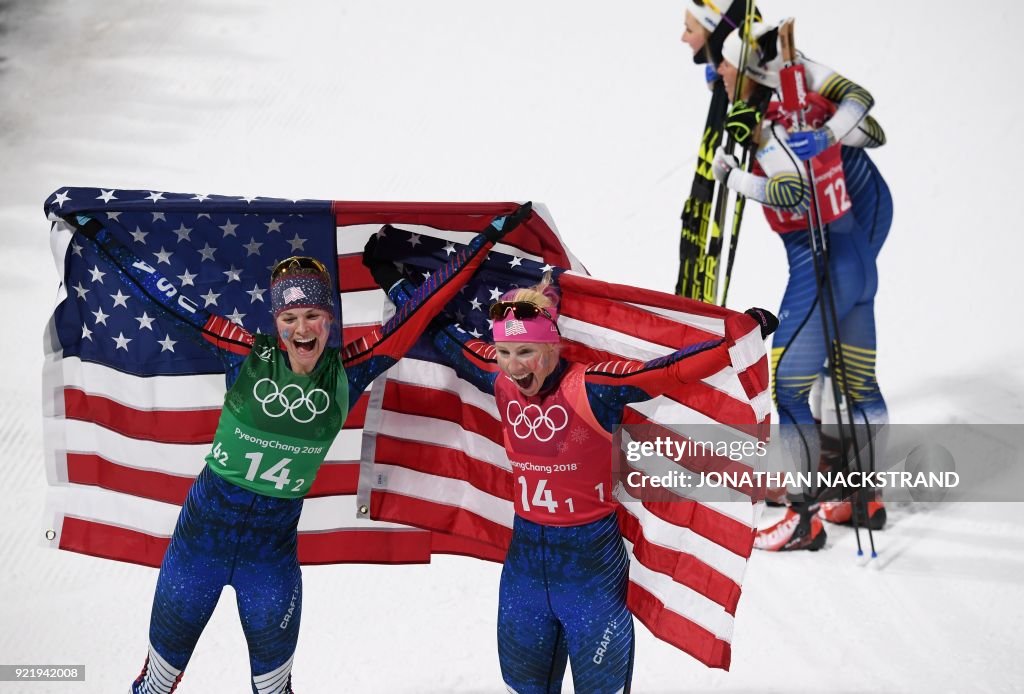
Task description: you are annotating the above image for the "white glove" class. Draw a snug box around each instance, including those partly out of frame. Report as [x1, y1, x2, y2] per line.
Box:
[712, 147, 739, 185]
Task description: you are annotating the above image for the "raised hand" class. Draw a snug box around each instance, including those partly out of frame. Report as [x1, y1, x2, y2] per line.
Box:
[484, 201, 533, 242]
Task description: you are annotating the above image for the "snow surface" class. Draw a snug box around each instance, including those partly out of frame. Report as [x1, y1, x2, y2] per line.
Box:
[2, 1, 1023, 692]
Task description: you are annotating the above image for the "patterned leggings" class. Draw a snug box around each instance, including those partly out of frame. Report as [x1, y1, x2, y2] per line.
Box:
[131, 466, 301, 694]
[772, 149, 893, 486]
[499, 512, 634, 694]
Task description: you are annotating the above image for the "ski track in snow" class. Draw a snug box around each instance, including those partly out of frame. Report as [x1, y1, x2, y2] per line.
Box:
[2, 1, 1023, 691]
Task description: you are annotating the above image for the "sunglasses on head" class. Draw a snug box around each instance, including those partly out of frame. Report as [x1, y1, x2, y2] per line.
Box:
[271, 256, 329, 282]
[488, 300, 555, 322]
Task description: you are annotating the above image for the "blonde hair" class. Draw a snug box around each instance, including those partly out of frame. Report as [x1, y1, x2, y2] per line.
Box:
[500, 272, 557, 309]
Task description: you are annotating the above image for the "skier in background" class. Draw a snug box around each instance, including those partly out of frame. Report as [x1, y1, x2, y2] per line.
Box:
[680, 0, 756, 73]
[707, 20, 893, 550]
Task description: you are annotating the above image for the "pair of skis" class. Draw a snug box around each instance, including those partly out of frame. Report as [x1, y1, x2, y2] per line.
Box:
[675, 0, 756, 308]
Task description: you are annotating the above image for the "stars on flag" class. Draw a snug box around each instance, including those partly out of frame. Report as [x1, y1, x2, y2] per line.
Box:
[197, 243, 217, 262]
[201, 288, 221, 307]
[110, 290, 130, 308]
[50, 188, 341, 366]
[372, 225, 561, 344]
[135, 312, 156, 330]
[246, 285, 267, 303]
[158, 334, 177, 352]
[177, 269, 197, 287]
[243, 238, 263, 256]
[173, 223, 193, 243]
[153, 247, 173, 265]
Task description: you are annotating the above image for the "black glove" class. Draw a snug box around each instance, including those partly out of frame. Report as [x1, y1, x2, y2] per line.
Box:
[744, 307, 779, 339]
[483, 201, 533, 242]
[65, 214, 104, 239]
[725, 100, 761, 146]
[362, 227, 405, 292]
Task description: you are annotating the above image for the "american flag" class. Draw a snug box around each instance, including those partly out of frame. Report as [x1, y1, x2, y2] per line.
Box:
[42, 188, 582, 566]
[42, 188, 768, 670]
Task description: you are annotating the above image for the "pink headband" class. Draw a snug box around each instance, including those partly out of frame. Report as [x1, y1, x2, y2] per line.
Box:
[492, 306, 561, 344]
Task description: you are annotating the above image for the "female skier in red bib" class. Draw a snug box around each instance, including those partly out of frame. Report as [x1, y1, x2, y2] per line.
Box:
[368, 260, 776, 693]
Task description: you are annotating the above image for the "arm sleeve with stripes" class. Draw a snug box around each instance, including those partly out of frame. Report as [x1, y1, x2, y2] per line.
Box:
[840, 114, 886, 149]
[584, 337, 732, 434]
[803, 55, 876, 143]
[341, 232, 496, 403]
[727, 122, 811, 213]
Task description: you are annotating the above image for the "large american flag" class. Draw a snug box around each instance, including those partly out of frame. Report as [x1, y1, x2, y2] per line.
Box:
[42, 187, 768, 670]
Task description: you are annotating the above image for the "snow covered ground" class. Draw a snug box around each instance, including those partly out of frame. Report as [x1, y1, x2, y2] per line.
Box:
[2, 1, 1023, 691]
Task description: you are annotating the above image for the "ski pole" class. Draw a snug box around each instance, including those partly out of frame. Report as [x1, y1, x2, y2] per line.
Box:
[778, 18, 875, 557]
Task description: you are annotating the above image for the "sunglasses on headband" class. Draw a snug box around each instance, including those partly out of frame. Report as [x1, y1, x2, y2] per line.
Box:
[271, 256, 329, 282]
[488, 301, 555, 322]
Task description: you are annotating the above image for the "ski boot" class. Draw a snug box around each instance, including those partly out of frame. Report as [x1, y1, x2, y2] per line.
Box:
[754, 502, 826, 551]
[819, 495, 886, 530]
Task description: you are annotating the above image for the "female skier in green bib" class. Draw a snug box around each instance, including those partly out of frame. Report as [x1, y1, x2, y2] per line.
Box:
[68, 203, 531, 693]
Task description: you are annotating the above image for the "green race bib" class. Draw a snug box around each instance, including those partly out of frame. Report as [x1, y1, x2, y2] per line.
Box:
[205, 335, 349, 498]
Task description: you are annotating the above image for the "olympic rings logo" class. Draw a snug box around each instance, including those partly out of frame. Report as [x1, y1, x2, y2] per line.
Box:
[252, 378, 330, 424]
[506, 401, 569, 442]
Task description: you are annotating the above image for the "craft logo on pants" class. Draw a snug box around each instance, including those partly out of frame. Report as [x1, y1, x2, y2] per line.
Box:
[592, 620, 618, 664]
[280, 583, 300, 629]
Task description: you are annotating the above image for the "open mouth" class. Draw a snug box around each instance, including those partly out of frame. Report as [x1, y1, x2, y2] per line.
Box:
[509, 372, 535, 391]
[293, 336, 318, 355]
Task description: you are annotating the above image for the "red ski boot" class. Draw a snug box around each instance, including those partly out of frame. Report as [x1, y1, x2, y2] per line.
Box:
[754, 504, 826, 551]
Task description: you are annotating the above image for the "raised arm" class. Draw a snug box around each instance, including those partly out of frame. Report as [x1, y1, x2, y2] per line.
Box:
[584, 309, 777, 433]
[67, 214, 254, 365]
[341, 203, 533, 403]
